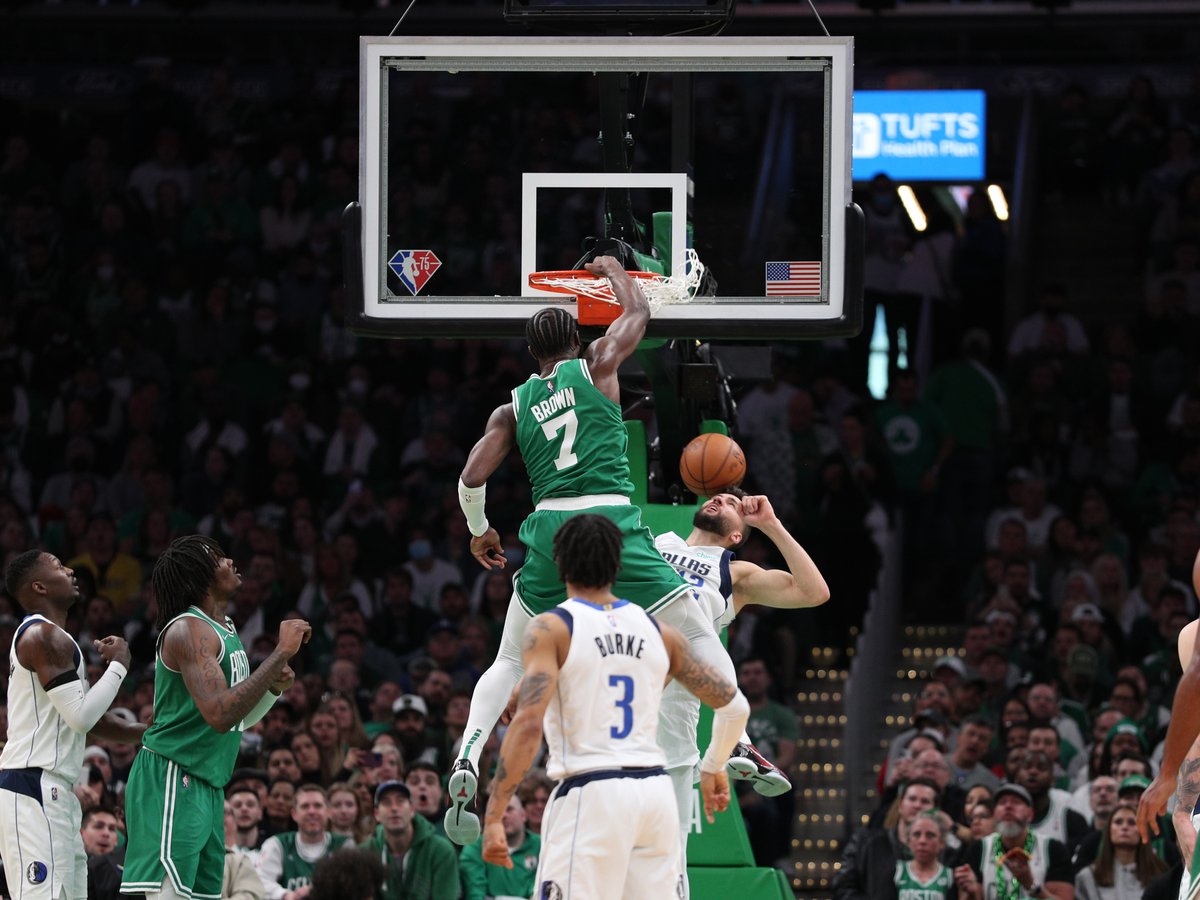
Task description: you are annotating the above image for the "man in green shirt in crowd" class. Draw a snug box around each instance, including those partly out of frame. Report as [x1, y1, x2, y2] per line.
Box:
[459, 794, 539, 900]
[362, 780, 460, 900]
[257, 784, 351, 900]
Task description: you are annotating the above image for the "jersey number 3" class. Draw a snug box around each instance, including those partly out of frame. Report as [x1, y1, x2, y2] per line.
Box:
[609, 674, 634, 739]
[540, 410, 579, 471]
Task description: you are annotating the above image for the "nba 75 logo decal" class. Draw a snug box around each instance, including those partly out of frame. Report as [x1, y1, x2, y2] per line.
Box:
[388, 250, 441, 296]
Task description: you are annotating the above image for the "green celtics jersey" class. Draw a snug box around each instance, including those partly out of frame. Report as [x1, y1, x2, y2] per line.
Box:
[512, 358, 634, 505]
[143, 607, 250, 787]
[894, 860, 952, 900]
[275, 832, 350, 891]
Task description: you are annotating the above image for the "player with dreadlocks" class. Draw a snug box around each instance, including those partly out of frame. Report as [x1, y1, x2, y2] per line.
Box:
[121, 536, 312, 900]
[445, 254, 695, 845]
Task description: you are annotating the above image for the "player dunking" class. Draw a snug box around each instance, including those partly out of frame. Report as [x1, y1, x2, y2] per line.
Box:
[654, 489, 829, 893]
[480, 515, 750, 900]
[447, 255, 693, 844]
[0, 551, 145, 900]
[120, 536, 311, 900]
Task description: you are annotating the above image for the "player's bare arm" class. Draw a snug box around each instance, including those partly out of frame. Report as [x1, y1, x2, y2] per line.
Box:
[165, 617, 310, 734]
[16, 622, 85, 689]
[1139, 548, 1200, 840]
[460, 402, 517, 570]
[89, 712, 148, 745]
[583, 255, 651, 400]
[482, 614, 567, 868]
[730, 494, 830, 614]
[1173, 734, 1200, 868]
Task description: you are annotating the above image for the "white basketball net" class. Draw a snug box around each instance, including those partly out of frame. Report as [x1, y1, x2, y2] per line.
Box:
[531, 248, 705, 314]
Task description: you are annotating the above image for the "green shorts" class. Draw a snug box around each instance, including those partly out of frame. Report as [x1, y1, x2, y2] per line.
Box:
[120, 750, 225, 900]
[512, 503, 690, 615]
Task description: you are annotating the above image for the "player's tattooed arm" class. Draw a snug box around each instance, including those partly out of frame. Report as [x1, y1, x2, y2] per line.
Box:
[663, 625, 737, 710]
[484, 614, 565, 829]
[168, 618, 292, 733]
[16, 623, 82, 690]
[1173, 733, 1200, 866]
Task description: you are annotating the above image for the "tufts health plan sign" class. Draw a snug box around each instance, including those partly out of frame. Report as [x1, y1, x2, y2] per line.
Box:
[853, 90, 985, 181]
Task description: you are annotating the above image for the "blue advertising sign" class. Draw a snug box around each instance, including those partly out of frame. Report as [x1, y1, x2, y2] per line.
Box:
[853, 90, 986, 181]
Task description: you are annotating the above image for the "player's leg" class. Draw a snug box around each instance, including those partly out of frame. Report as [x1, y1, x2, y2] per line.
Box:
[665, 762, 696, 900]
[535, 780, 630, 900]
[42, 774, 88, 900]
[623, 774, 683, 900]
[445, 595, 531, 845]
[188, 781, 226, 900]
[0, 775, 59, 900]
[652, 600, 792, 796]
[121, 755, 204, 896]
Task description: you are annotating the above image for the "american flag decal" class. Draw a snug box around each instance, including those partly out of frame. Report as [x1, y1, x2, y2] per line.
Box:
[765, 261, 822, 296]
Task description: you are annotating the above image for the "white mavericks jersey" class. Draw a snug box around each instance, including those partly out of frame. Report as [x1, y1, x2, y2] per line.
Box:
[542, 598, 670, 781]
[1029, 787, 1074, 846]
[0, 614, 87, 783]
[654, 532, 736, 629]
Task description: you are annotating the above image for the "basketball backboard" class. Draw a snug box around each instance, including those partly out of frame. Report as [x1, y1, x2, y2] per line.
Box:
[349, 36, 862, 340]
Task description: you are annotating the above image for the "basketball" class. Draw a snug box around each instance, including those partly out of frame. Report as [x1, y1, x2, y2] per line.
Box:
[679, 433, 746, 497]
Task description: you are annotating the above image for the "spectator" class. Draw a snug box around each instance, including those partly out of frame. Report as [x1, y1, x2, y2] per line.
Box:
[459, 794, 540, 900]
[516, 772, 553, 836]
[958, 782, 1073, 900]
[834, 778, 943, 900]
[1074, 802, 1167, 900]
[361, 780, 459, 900]
[222, 801, 267, 900]
[67, 515, 142, 614]
[255, 784, 351, 900]
[392, 694, 439, 768]
[948, 714, 1000, 792]
[228, 785, 268, 856]
[405, 760, 445, 825]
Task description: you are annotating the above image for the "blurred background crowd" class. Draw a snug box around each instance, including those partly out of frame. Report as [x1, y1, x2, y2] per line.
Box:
[1, 4, 1200, 897]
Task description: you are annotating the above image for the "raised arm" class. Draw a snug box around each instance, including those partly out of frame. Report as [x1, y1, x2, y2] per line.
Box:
[16, 624, 129, 735]
[459, 403, 517, 570]
[661, 622, 750, 822]
[164, 617, 309, 734]
[582, 255, 651, 402]
[482, 613, 568, 868]
[730, 495, 830, 614]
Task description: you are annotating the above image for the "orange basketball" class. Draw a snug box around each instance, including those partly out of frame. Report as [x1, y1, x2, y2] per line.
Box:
[679, 433, 746, 497]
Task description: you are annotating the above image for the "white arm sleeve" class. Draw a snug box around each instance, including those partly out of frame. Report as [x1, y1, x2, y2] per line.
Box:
[699, 689, 751, 775]
[44, 662, 127, 734]
[241, 689, 279, 729]
[458, 478, 489, 537]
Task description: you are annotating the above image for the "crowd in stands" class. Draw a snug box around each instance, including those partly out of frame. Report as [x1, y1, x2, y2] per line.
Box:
[1, 51, 1200, 898]
[824, 76, 1200, 900]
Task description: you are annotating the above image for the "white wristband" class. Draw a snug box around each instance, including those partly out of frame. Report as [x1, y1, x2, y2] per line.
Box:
[458, 479, 490, 537]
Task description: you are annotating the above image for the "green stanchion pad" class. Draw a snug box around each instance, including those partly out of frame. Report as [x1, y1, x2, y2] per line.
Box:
[687, 865, 792, 900]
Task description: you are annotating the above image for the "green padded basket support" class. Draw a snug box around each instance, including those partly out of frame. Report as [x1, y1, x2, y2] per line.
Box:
[623, 416, 788, 892]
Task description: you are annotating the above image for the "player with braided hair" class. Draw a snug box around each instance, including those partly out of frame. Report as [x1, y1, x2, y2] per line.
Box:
[121, 536, 312, 900]
[447, 254, 693, 845]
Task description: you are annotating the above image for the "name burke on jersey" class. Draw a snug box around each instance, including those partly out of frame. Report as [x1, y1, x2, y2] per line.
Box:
[594, 632, 646, 659]
[528, 387, 577, 423]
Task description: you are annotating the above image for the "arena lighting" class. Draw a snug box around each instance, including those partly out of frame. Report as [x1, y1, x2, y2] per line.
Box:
[897, 185, 927, 232]
[987, 184, 1010, 221]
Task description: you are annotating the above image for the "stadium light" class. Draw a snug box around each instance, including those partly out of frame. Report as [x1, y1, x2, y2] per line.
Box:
[897, 185, 927, 232]
[987, 184, 1009, 221]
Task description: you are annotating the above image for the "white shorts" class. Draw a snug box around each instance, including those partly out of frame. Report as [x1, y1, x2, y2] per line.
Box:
[536, 769, 680, 900]
[0, 768, 85, 900]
